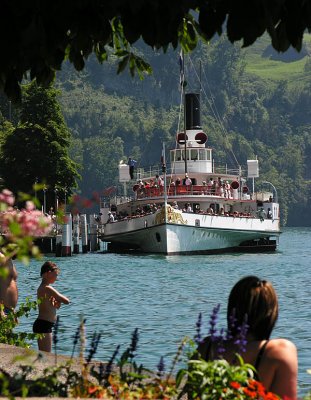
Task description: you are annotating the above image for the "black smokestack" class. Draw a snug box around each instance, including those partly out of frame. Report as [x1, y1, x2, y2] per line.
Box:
[185, 93, 201, 130]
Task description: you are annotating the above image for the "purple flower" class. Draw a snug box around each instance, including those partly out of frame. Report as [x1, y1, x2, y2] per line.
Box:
[216, 328, 226, 355]
[227, 308, 237, 340]
[129, 328, 139, 358]
[233, 315, 249, 353]
[86, 332, 101, 363]
[71, 318, 86, 359]
[157, 356, 165, 376]
[194, 312, 203, 344]
[53, 316, 60, 346]
[209, 304, 221, 341]
[103, 344, 120, 381]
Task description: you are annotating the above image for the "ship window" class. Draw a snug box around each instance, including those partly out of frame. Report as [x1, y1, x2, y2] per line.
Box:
[199, 149, 206, 160]
[181, 150, 189, 160]
[206, 150, 211, 161]
[156, 232, 161, 242]
[191, 150, 198, 161]
[171, 149, 181, 162]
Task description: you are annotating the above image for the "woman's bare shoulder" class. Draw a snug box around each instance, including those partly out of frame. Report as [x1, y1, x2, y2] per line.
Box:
[266, 338, 297, 359]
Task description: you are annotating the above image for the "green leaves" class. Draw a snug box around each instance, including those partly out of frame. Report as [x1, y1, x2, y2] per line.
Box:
[111, 16, 152, 79]
[0, 83, 80, 205]
[178, 16, 199, 53]
[117, 52, 152, 78]
[0, 1, 310, 101]
[0, 298, 39, 347]
[184, 356, 256, 400]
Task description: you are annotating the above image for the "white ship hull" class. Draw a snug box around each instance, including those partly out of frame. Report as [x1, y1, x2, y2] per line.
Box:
[103, 210, 280, 255]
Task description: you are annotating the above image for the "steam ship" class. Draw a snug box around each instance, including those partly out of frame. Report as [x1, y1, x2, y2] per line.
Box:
[99, 92, 280, 255]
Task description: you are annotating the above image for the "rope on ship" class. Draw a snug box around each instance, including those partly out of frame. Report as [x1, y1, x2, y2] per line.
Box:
[187, 54, 240, 171]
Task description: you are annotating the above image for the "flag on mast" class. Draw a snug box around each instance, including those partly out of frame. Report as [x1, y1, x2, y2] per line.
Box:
[161, 143, 166, 172]
[179, 49, 184, 87]
[161, 147, 165, 165]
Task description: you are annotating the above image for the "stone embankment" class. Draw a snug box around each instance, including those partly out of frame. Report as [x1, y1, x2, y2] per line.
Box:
[0, 343, 90, 399]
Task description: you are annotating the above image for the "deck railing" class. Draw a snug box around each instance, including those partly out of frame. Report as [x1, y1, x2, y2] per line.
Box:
[135, 164, 245, 181]
[99, 185, 258, 208]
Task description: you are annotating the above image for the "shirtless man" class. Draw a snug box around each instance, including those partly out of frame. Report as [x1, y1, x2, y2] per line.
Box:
[0, 254, 18, 316]
[33, 261, 70, 352]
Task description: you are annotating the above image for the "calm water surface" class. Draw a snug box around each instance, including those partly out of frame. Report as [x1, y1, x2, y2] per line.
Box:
[16, 227, 311, 396]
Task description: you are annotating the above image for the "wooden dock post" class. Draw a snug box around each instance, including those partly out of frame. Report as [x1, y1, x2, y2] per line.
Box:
[80, 214, 88, 253]
[73, 214, 80, 254]
[89, 214, 99, 252]
[55, 234, 62, 257]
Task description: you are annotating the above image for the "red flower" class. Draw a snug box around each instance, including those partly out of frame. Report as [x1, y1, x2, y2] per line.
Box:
[88, 385, 98, 394]
[230, 381, 241, 389]
[243, 387, 257, 398]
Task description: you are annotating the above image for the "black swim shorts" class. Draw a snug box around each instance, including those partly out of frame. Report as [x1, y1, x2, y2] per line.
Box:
[33, 318, 55, 333]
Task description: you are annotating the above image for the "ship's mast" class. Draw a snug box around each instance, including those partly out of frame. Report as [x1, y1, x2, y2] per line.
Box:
[180, 50, 187, 174]
[162, 142, 167, 222]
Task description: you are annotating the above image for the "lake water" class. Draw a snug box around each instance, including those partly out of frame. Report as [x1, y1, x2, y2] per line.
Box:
[16, 227, 311, 396]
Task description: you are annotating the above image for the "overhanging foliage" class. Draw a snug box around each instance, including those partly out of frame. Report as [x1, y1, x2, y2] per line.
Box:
[0, 0, 310, 101]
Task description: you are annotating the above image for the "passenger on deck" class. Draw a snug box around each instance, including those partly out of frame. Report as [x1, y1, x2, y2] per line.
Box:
[106, 211, 115, 223]
[128, 157, 137, 180]
[172, 201, 179, 210]
[207, 205, 214, 215]
[225, 181, 231, 198]
[154, 175, 159, 187]
[202, 180, 207, 194]
[267, 208, 273, 219]
[258, 207, 266, 221]
[212, 180, 217, 195]
[184, 174, 192, 187]
[217, 177, 224, 196]
[183, 203, 193, 213]
[175, 177, 181, 186]
[207, 178, 213, 194]
[187, 203, 193, 212]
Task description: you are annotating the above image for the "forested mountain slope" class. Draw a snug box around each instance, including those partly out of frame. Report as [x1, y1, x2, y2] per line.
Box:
[55, 35, 311, 226]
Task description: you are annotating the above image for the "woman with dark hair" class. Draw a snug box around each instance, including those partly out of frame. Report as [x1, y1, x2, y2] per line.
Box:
[198, 276, 297, 398]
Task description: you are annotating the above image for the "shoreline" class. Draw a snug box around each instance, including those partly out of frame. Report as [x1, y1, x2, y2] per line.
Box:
[0, 343, 99, 399]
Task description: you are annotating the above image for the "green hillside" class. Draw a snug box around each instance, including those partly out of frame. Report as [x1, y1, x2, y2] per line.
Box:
[0, 36, 310, 226]
[243, 34, 311, 89]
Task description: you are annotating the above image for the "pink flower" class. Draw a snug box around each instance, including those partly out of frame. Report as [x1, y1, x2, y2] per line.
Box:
[25, 201, 35, 211]
[0, 189, 15, 207]
[2, 208, 53, 238]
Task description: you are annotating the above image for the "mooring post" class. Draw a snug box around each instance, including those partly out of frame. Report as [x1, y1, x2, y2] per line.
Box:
[61, 213, 72, 256]
[73, 214, 80, 254]
[55, 234, 62, 257]
[80, 214, 88, 253]
[89, 214, 99, 252]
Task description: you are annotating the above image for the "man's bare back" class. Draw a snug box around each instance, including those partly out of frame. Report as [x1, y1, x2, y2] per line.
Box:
[0, 257, 18, 313]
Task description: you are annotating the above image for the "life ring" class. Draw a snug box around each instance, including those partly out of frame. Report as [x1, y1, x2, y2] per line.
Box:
[231, 181, 239, 190]
[195, 132, 207, 144]
[176, 132, 188, 144]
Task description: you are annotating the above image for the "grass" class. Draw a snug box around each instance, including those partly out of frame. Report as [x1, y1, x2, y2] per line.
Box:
[243, 33, 311, 89]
